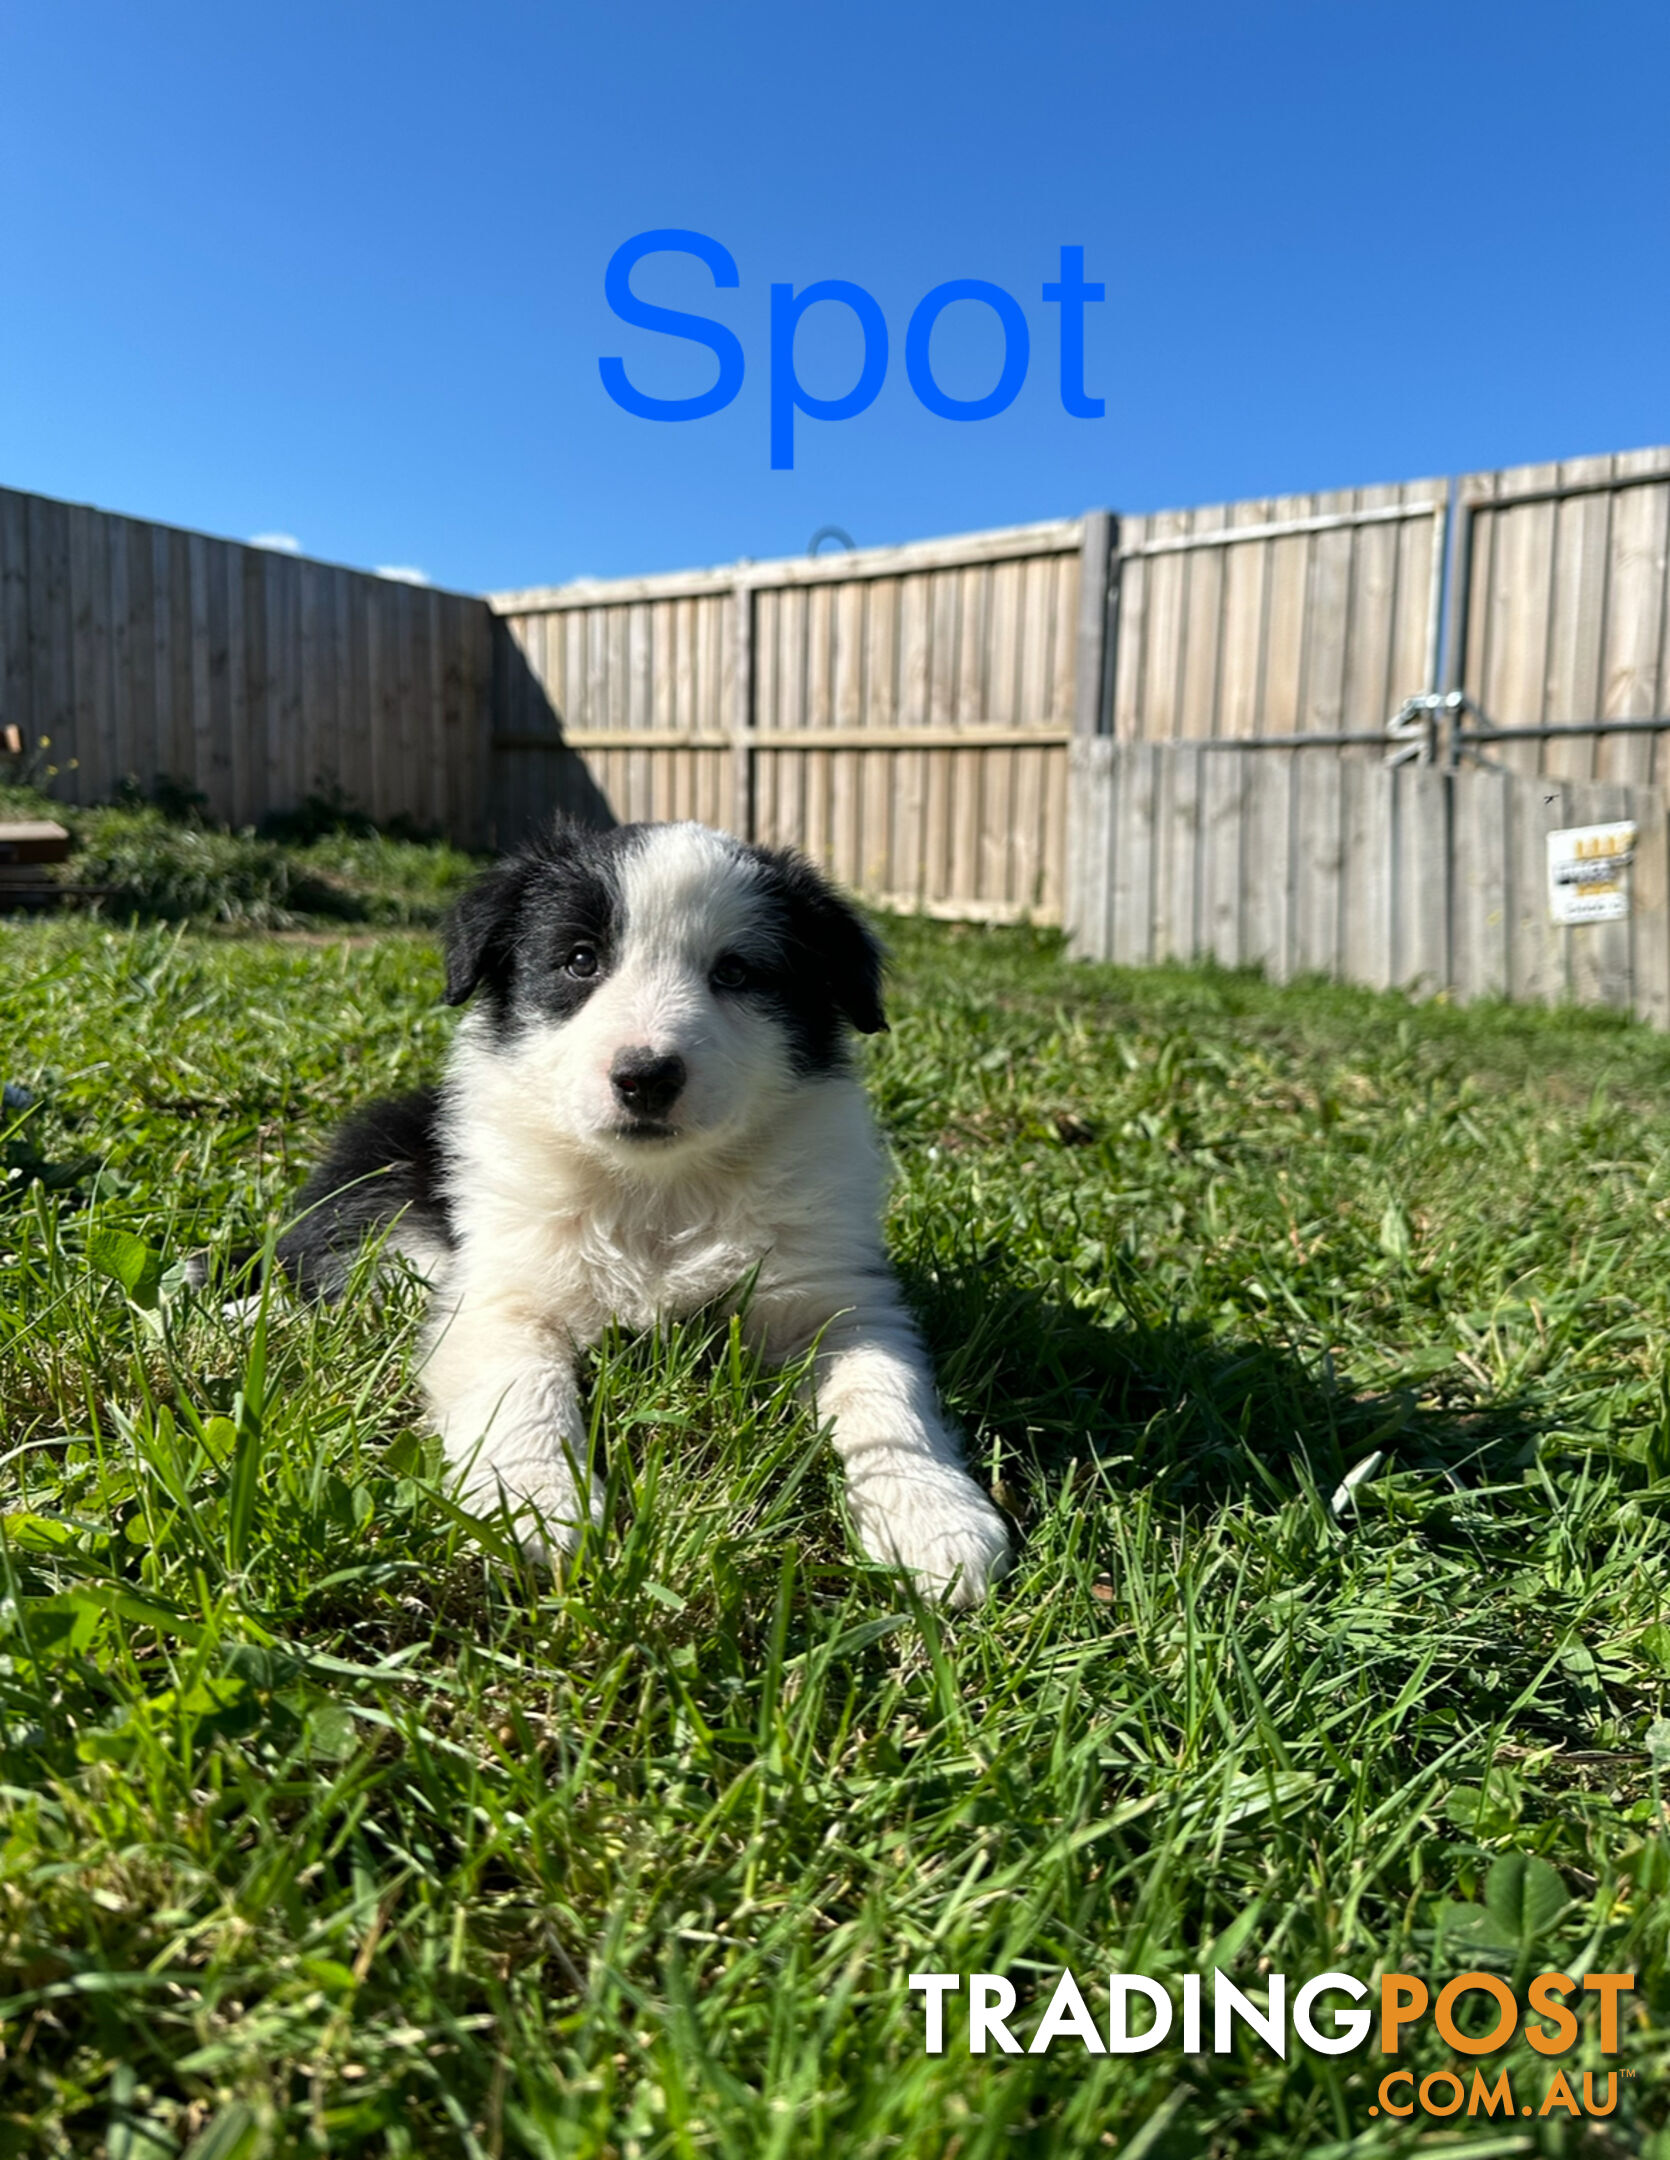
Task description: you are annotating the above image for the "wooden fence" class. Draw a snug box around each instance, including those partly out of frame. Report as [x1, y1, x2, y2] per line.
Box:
[485, 479, 1453, 920]
[1065, 739, 1670, 1027]
[1453, 446, 1670, 781]
[490, 517, 1092, 920]
[7, 446, 1670, 1020]
[0, 484, 496, 842]
[1109, 479, 1446, 744]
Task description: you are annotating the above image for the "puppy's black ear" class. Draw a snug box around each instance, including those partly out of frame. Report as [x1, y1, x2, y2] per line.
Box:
[442, 855, 533, 1008]
[773, 851, 888, 1035]
[817, 888, 888, 1035]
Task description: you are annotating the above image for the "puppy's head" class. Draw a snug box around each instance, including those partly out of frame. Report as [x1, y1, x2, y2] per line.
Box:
[443, 820, 885, 1165]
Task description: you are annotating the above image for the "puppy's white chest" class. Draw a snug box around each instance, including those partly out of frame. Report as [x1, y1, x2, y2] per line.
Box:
[541, 1189, 765, 1340]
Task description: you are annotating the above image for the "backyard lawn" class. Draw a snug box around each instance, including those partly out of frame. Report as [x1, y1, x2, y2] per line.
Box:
[3, 886, 1670, 2156]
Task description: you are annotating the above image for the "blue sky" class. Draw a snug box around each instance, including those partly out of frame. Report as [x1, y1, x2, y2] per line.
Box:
[2, 2, 1666, 593]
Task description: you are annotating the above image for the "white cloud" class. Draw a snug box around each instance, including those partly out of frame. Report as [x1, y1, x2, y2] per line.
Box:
[374, 564, 430, 586]
[250, 531, 302, 554]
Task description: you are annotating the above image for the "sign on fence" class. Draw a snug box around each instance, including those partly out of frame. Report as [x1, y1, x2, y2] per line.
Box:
[1547, 822, 1637, 924]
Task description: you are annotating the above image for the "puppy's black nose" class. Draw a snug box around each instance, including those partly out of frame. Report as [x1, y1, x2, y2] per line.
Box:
[610, 1049, 686, 1117]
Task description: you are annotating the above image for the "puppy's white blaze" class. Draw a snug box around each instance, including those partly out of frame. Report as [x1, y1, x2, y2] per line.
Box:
[599, 827, 781, 1070]
[615, 821, 759, 954]
[603, 832, 744, 1029]
[410, 820, 1012, 1604]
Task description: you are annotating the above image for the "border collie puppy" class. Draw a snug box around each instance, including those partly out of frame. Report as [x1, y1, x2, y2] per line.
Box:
[277, 819, 1011, 1608]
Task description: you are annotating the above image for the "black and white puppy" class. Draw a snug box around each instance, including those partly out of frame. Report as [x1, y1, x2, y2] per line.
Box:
[278, 818, 1011, 1607]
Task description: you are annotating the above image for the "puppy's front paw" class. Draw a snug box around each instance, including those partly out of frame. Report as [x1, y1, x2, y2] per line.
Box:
[461, 1470, 604, 1568]
[849, 1467, 1012, 1609]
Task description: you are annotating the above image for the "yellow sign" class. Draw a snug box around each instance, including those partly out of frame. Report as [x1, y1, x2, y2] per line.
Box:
[1547, 821, 1636, 925]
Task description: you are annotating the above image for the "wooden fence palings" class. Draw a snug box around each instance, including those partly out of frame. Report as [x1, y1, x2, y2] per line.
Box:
[1107, 483, 1448, 748]
[6, 449, 1670, 1001]
[484, 484, 1457, 922]
[1456, 447, 1670, 786]
[489, 518, 1089, 921]
[1065, 738, 1670, 1027]
[0, 484, 496, 846]
[485, 454, 1670, 971]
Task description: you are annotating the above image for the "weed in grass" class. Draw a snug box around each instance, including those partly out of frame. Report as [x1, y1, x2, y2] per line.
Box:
[2, 899, 1670, 2154]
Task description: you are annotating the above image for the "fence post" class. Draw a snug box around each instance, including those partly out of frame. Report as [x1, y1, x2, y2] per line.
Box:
[731, 576, 754, 843]
[1065, 511, 1117, 956]
[1073, 510, 1116, 742]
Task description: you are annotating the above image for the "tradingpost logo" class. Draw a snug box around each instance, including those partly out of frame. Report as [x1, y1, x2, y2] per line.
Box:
[908, 1967, 1635, 2122]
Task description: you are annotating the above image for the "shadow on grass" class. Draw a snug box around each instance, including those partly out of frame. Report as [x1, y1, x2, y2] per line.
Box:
[898, 1244, 1543, 1520]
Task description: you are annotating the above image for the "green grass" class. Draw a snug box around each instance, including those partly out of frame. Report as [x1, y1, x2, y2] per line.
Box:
[0, 781, 479, 928]
[4, 905, 1670, 2156]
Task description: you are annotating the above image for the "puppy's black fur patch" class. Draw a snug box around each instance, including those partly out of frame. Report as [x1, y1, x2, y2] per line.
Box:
[275, 1088, 452, 1297]
[443, 821, 628, 1029]
[738, 842, 887, 1073]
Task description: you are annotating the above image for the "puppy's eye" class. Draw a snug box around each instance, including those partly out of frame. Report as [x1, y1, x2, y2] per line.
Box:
[710, 954, 750, 992]
[563, 945, 600, 980]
